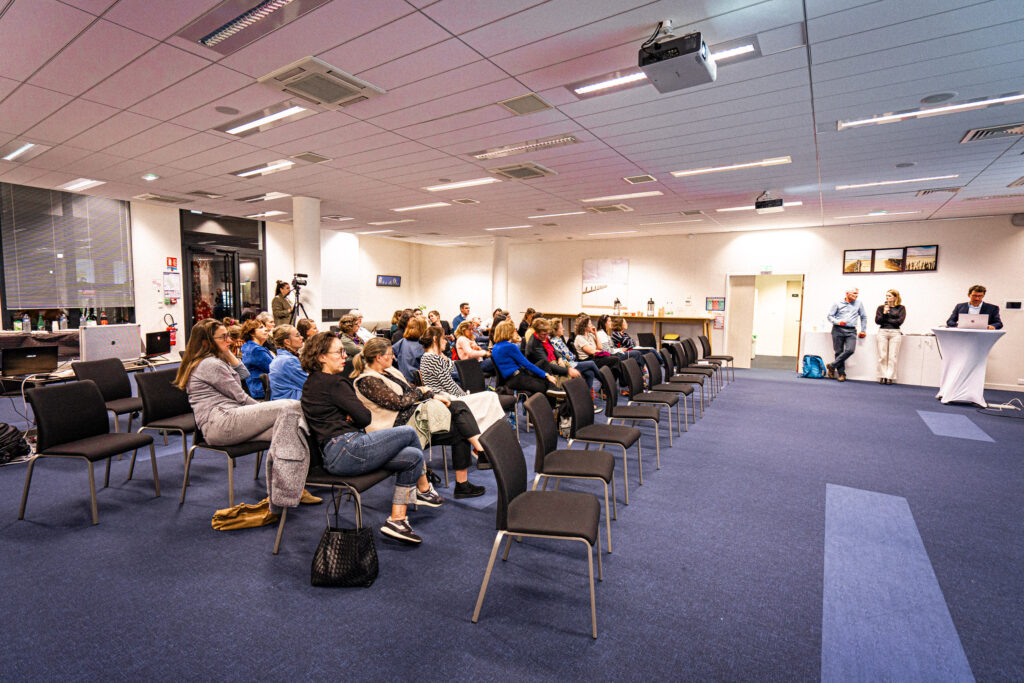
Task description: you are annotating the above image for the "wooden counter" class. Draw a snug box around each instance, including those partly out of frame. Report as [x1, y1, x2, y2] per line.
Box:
[545, 313, 714, 341]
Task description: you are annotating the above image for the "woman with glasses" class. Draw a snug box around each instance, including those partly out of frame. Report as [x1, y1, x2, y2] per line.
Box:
[351, 337, 486, 499]
[174, 319, 317, 509]
[301, 333, 442, 544]
[268, 325, 307, 401]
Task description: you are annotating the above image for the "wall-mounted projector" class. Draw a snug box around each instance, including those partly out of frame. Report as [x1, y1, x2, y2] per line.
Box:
[755, 192, 785, 214]
[639, 30, 717, 93]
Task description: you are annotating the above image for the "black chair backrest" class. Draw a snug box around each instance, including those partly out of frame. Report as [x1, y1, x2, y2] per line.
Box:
[523, 393, 557, 473]
[259, 373, 271, 400]
[637, 332, 657, 348]
[622, 358, 644, 399]
[683, 338, 701, 362]
[71, 358, 131, 402]
[660, 347, 677, 375]
[563, 377, 594, 436]
[412, 370, 423, 387]
[698, 335, 713, 357]
[642, 352, 665, 385]
[305, 430, 325, 469]
[669, 341, 689, 368]
[454, 359, 487, 393]
[479, 420, 527, 531]
[596, 365, 620, 411]
[135, 368, 192, 424]
[27, 380, 109, 452]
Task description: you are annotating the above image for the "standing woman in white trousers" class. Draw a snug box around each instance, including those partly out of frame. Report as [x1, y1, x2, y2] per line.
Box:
[875, 289, 906, 384]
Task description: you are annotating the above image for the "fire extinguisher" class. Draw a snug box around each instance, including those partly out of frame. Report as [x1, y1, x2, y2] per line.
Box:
[164, 313, 177, 347]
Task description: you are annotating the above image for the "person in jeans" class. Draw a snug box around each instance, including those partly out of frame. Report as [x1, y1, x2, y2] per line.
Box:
[875, 289, 906, 384]
[174, 318, 318, 509]
[300, 333, 442, 544]
[826, 287, 867, 382]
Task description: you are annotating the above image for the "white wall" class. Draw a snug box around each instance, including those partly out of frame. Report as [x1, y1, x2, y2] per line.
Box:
[354, 236, 417, 326]
[320, 230, 360, 309]
[417, 244, 494, 323]
[129, 202, 185, 354]
[265, 220, 294, 302]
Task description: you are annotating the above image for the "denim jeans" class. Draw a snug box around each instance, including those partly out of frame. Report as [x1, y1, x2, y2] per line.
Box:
[322, 426, 423, 504]
[575, 360, 600, 391]
[831, 325, 858, 374]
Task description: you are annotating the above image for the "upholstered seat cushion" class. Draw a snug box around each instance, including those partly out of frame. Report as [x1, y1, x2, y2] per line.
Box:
[543, 449, 614, 481]
[630, 391, 678, 406]
[685, 366, 716, 376]
[497, 394, 517, 412]
[193, 439, 271, 458]
[145, 413, 196, 433]
[707, 355, 733, 361]
[608, 404, 661, 422]
[575, 423, 641, 448]
[42, 431, 153, 461]
[651, 382, 693, 395]
[507, 490, 600, 545]
[669, 373, 704, 384]
[106, 397, 143, 415]
[306, 465, 392, 490]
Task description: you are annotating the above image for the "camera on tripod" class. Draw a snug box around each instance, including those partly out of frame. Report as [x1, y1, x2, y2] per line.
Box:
[291, 273, 308, 289]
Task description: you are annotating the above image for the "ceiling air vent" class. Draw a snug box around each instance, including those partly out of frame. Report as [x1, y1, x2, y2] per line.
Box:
[133, 193, 191, 204]
[960, 122, 1024, 143]
[497, 93, 552, 116]
[291, 151, 331, 163]
[451, 198, 479, 204]
[963, 193, 1024, 201]
[258, 57, 385, 110]
[390, 234, 410, 239]
[487, 162, 557, 180]
[624, 174, 656, 184]
[187, 190, 225, 199]
[915, 187, 962, 197]
[542, 222, 559, 226]
[681, 210, 703, 216]
[586, 204, 634, 214]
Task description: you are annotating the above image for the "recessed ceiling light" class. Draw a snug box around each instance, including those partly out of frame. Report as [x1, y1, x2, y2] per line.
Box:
[367, 219, 415, 226]
[3, 142, 35, 161]
[588, 230, 638, 235]
[358, 229, 394, 235]
[245, 210, 287, 218]
[484, 225, 531, 231]
[224, 105, 308, 135]
[58, 178, 105, 192]
[141, 173, 160, 182]
[638, 219, 703, 226]
[580, 191, 663, 202]
[670, 156, 791, 177]
[239, 191, 291, 202]
[834, 210, 921, 219]
[527, 211, 586, 218]
[837, 92, 1024, 130]
[573, 71, 648, 95]
[716, 201, 803, 212]
[835, 175, 958, 190]
[423, 177, 500, 191]
[392, 202, 451, 212]
[469, 134, 580, 160]
[233, 160, 294, 177]
[190, 210, 203, 214]
[711, 44, 756, 60]
[199, 0, 299, 47]
[215, 106, 240, 115]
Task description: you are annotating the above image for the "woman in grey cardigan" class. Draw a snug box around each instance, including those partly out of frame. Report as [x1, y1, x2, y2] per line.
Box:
[174, 318, 316, 510]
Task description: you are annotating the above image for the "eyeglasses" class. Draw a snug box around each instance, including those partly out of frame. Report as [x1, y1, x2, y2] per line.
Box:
[212, 334, 229, 341]
[324, 350, 345, 356]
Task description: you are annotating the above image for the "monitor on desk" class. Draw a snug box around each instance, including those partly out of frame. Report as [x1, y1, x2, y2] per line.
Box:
[1, 345, 59, 377]
[80, 324, 142, 362]
[957, 314, 988, 330]
[144, 331, 171, 358]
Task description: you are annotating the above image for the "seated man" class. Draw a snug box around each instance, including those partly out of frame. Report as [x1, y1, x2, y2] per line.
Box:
[946, 284, 1003, 330]
[451, 302, 470, 331]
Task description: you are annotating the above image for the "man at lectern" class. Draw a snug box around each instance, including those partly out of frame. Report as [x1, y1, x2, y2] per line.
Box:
[946, 285, 1003, 330]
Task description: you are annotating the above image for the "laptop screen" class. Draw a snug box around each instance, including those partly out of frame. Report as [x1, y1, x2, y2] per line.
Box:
[957, 313, 988, 330]
[145, 331, 171, 357]
[1, 345, 59, 376]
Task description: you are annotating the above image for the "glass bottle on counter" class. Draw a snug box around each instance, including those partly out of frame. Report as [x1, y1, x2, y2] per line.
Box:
[22, 312, 31, 331]
[86, 308, 98, 326]
[647, 298, 655, 317]
[59, 311, 68, 330]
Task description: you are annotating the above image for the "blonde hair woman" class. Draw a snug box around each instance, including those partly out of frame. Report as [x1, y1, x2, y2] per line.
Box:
[875, 289, 906, 384]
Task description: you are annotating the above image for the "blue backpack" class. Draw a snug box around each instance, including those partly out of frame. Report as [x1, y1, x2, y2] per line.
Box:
[801, 354, 826, 379]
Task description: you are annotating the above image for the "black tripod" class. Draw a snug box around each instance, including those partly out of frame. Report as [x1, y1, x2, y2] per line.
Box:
[289, 284, 310, 325]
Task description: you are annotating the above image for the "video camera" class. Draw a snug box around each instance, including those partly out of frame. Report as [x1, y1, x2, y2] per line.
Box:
[291, 273, 308, 290]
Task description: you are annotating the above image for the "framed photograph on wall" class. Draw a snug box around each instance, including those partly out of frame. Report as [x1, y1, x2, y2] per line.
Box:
[843, 249, 873, 274]
[903, 245, 938, 272]
[872, 248, 905, 273]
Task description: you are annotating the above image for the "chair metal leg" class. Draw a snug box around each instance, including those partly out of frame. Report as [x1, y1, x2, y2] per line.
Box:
[442, 446, 449, 488]
[149, 443, 160, 497]
[254, 451, 262, 480]
[471, 531, 505, 624]
[502, 533, 515, 560]
[127, 448, 137, 481]
[87, 460, 99, 525]
[634, 443, 643, 486]
[104, 456, 112, 488]
[18, 457, 37, 520]
[586, 539, 597, 639]
[163, 430, 168, 446]
[227, 455, 235, 507]
[272, 507, 288, 554]
[610, 475, 617, 520]
[603, 481, 611, 553]
[531, 473, 541, 491]
[180, 446, 196, 504]
[653, 421, 660, 469]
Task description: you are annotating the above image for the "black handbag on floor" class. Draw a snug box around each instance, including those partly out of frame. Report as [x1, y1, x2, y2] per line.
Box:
[310, 495, 378, 588]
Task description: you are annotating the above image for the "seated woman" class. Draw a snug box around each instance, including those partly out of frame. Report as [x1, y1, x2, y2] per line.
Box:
[610, 316, 641, 348]
[573, 316, 626, 383]
[490, 319, 558, 400]
[517, 308, 537, 340]
[597, 314, 644, 362]
[295, 318, 318, 340]
[256, 311, 277, 352]
[268, 325, 307, 401]
[301, 333, 442, 544]
[337, 314, 362, 357]
[351, 338, 485, 498]
[391, 309, 414, 343]
[524, 317, 581, 390]
[240, 318, 275, 398]
[392, 316, 426, 383]
[427, 310, 452, 336]
[454, 321, 495, 374]
[419, 327, 505, 434]
[389, 310, 402, 337]
[349, 309, 374, 343]
[548, 319, 601, 402]
[174, 318, 316, 509]
[226, 324, 243, 359]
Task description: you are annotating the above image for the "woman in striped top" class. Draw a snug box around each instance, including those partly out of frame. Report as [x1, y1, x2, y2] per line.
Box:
[419, 327, 505, 433]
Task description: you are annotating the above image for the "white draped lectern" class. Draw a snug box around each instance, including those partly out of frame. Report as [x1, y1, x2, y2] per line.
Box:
[932, 328, 1005, 407]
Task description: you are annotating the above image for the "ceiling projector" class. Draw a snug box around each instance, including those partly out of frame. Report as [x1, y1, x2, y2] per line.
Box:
[639, 30, 717, 93]
[755, 192, 784, 214]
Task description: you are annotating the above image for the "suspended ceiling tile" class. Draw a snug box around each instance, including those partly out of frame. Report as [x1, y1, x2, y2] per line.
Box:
[0, 85, 74, 136]
[102, 122, 197, 159]
[355, 39, 483, 91]
[135, 132, 231, 166]
[65, 110, 161, 152]
[19, 145, 94, 172]
[23, 98, 120, 145]
[368, 79, 528, 130]
[420, 0, 547, 35]
[82, 43, 211, 110]
[0, 0, 94, 81]
[129, 64, 253, 121]
[104, 0, 224, 40]
[169, 82, 289, 132]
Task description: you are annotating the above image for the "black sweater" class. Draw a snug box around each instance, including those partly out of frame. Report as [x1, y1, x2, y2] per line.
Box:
[300, 371, 371, 446]
[875, 304, 906, 330]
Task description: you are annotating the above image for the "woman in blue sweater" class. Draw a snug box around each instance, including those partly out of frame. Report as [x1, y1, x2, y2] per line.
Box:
[240, 318, 275, 398]
[269, 325, 307, 401]
[490, 319, 557, 400]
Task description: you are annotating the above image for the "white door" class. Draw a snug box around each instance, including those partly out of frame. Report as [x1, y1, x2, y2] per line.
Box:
[783, 278, 803, 356]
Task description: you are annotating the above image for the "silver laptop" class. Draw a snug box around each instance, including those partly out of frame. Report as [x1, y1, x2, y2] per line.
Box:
[957, 313, 988, 330]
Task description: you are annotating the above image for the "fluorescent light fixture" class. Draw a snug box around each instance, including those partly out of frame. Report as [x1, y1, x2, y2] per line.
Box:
[358, 229, 394, 235]
[3, 143, 35, 161]
[834, 211, 921, 219]
[638, 219, 703, 226]
[716, 201, 803, 212]
[581, 191, 663, 203]
[234, 160, 294, 177]
[711, 44, 755, 60]
[322, 215, 354, 222]
[245, 210, 287, 218]
[200, 0, 297, 47]
[574, 72, 648, 95]
[190, 210, 203, 214]
[424, 177, 500, 192]
[240, 191, 291, 202]
[469, 134, 579, 160]
[588, 230, 638, 235]
[670, 156, 791, 177]
[837, 92, 1024, 130]
[527, 211, 586, 219]
[59, 178, 105, 192]
[141, 173, 160, 182]
[485, 225, 531, 231]
[368, 219, 415, 226]
[392, 202, 451, 212]
[225, 105, 308, 135]
[835, 175, 959, 191]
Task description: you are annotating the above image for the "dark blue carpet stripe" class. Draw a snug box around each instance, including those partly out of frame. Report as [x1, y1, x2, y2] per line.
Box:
[916, 410, 994, 442]
[822, 484, 975, 682]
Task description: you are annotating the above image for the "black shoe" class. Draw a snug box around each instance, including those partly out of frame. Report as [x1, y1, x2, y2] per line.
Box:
[454, 481, 486, 499]
[475, 449, 491, 470]
[381, 517, 422, 544]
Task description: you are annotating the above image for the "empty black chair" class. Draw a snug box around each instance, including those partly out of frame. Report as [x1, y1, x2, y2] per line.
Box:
[641, 353, 693, 431]
[698, 334, 735, 382]
[563, 377, 642, 505]
[683, 338, 724, 394]
[621, 358, 680, 437]
[596, 365, 664, 467]
[180, 427, 270, 507]
[523, 393, 614, 551]
[133, 368, 196, 473]
[71, 358, 143, 432]
[660, 346, 706, 417]
[20, 380, 158, 525]
[273, 432, 393, 554]
[473, 419, 603, 638]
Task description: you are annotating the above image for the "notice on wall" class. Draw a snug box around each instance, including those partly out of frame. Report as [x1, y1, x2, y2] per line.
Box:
[713, 314, 725, 330]
[706, 297, 725, 311]
[162, 271, 182, 301]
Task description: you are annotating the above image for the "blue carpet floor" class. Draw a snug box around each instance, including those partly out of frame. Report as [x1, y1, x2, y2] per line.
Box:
[1, 370, 1022, 680]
